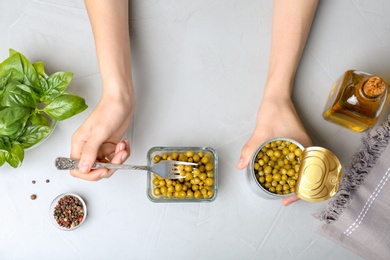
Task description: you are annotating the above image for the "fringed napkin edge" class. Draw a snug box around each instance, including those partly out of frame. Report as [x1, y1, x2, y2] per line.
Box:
[314, 114, 390, 224]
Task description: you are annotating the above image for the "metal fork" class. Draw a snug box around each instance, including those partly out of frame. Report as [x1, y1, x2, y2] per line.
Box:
[54, 157, 198, 179]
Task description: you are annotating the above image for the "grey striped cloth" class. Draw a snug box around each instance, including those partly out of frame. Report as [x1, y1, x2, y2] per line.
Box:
[316, 113, 390, 260]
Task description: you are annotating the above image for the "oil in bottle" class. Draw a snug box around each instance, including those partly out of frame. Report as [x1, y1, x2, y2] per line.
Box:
[323, 70, 388, 132]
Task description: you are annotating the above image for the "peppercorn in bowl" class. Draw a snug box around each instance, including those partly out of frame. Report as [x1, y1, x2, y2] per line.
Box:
[50, 193, 87, 230]
[147, 147, 218, 203]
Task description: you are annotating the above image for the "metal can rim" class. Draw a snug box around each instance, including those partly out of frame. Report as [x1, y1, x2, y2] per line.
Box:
[249, 137, 304, 198]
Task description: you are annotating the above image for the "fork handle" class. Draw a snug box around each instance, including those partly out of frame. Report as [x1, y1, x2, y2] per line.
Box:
[55, 157, 151, 171]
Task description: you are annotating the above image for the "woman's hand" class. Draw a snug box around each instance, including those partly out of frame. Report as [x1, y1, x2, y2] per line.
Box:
[70, 91, 135, 181]
[236, 93, 312, 206]
[239, 0, 319, 205]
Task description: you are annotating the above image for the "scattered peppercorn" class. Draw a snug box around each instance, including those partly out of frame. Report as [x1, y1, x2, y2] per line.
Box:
[32, 180, 36, 184]
[46, 179, 50, 183]
[30, 194, 37, 200]
[53, 195, 85, 229]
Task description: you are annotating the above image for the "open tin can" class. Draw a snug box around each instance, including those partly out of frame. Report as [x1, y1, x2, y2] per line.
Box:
[247, 137, 342, 202]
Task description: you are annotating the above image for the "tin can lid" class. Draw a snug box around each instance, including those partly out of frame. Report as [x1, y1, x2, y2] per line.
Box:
[295, 146, 342, 202]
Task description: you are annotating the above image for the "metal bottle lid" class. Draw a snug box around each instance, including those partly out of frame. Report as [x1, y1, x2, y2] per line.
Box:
[295, 146, 342, 202]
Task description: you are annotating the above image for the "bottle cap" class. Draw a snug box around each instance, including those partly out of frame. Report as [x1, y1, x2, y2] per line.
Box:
[295, 146, 342, 202]
[362, 76, 386, 98]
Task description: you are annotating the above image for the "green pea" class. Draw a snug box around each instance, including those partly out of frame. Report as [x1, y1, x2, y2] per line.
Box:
[266, 150, 274, 157]
[258, 176, 265, 183]
[154, 155, 161, 163]
[175, 183, 183, 192]
[154, 188, 161, 196]
[253, 139, 301, 195]
[273, 173, 281, 182]
[264, 166, 272, 175]
[205, 178, 214, 186]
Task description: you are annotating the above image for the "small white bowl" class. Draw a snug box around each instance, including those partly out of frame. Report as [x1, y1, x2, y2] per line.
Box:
[50, 193, 87, 231]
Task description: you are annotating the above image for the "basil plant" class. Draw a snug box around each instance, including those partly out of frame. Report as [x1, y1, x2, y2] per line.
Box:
[0, 49, 88, 168]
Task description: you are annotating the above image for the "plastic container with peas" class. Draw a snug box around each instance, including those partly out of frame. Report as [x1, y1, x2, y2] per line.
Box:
[147, 147, 218, 203]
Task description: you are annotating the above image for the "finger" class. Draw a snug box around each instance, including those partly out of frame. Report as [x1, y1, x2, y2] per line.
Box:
[111, 139, 129, 159]
[122, 139, 130, 163]
[99, 151, 128, 179]
[78, 138, 105, 173]
[282, 195, 300, 206]
[70, 131, 106, 180]
[98, 138, 130, 162]
[69, 142, 125, 181]
[123, 138, 130, 155]
[70, 168, 108, 181]
[100, 141, 129, 179]
[115, 141, 126, 154]
[70, 130, 88, 161]
[97, 142, 116, 162]
[236, 138, 259, 170]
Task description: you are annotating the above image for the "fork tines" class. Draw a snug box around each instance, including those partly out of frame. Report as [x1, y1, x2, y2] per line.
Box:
[171, 161, 198, 166]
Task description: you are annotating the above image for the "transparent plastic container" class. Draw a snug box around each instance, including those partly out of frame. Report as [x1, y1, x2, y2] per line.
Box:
[147, 146, 218, 203]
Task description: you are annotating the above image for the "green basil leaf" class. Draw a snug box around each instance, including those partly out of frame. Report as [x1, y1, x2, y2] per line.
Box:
[0, 137, 8, 166]
[0, 136, 12, 149]
[5, 141, 24, 168]
[15, 83, 41, 103]
[0, 82, 37, 108]
[17, 125, 51, 148]
[1, 49, 89, 168]
[43, 93, 87, 120]
[37, 74, 49, 99]
[0, 107, 32, 137]
[0, 72, 11, 91]
[0, 51, 23, 83]
[8, 48, 17, 56]
[18, 51, 39, 89]
[0, 120, 25, 138]
[0, 137, 23, 168]
[43, 72, 74, 100]
[33, 61, 45, 77]
[29, 113, 50, 126]
[0, 151, 5, 166]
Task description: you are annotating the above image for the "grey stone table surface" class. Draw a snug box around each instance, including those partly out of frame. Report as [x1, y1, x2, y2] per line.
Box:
[2, 0, 390, 259]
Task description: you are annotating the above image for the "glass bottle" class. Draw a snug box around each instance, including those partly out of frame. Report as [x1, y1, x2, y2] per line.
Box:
[323, 70, 389, 132]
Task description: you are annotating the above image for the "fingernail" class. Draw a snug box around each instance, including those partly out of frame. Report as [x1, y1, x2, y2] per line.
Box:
[121, 152, 128, 162]
[119, 142, 125, 151]
[79, 162, 89, 173]
[100, 171, 108, 178]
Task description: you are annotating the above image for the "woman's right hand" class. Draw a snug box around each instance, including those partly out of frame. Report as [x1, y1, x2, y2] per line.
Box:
[70, 89, 135, 181]
[236, 92, 312, 206]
